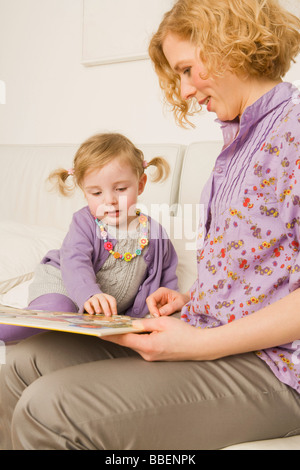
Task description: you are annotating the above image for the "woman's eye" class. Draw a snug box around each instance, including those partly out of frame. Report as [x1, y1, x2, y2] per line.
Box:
[183, 67, 191, 75]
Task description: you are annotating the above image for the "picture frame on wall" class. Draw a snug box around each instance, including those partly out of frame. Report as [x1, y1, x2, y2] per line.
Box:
[82, 0, 174, 66]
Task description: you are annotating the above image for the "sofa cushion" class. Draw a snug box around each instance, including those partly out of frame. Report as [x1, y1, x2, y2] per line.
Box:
[0, 220, 65, 295]
[0, 143, 185, 231]
[223, 435, 300, 450]
[135, 143, 185, 215]
[0, 279, 33, 308]
[0, 144, 86, 231]
[178, 141, 223, 206]
[162, 214, 199, 293]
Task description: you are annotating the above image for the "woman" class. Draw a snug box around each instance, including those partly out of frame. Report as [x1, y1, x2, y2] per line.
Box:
[1, 0, 300, 450]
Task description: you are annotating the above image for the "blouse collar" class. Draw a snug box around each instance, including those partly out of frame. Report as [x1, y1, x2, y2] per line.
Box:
[216, 82, 296, 148]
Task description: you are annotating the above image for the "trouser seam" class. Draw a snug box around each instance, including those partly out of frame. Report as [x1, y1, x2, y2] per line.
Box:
[75, 386, 298, 428]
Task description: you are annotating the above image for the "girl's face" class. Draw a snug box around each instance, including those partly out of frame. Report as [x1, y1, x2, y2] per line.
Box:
[82, 156, 147, 228]
[162, 33, 252, 122]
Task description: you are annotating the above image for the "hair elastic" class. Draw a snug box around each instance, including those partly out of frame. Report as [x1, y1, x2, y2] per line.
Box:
[67, 168, 74, 176]
[143, 160, 148, 169]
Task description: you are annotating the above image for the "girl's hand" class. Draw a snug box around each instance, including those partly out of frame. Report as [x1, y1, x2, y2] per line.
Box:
[146, 287, 190, 317]
[84, 293, 117, 316]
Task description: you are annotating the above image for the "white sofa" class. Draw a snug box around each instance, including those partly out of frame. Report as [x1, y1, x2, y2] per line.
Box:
[0, 141, 299, 450]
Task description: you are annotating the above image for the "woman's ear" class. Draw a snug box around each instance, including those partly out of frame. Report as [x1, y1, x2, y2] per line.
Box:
[138, 173, 147, 195]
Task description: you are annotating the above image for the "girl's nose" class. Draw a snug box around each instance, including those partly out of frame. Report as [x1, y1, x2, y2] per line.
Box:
[104, 191, 118, 205]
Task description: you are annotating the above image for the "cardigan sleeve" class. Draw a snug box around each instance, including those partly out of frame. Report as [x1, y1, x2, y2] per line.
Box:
[126, 219, 179, 318]
[59, 209, 103, 312]
[159, 234, 179, 291]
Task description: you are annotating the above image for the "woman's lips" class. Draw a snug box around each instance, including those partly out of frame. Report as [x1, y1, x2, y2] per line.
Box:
[198, 96, 211, 106]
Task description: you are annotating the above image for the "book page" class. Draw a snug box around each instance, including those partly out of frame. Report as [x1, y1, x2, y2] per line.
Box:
[0, 305, 144, 337]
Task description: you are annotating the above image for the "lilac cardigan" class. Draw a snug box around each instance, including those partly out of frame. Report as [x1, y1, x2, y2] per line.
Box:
[41, 206, 178, 317]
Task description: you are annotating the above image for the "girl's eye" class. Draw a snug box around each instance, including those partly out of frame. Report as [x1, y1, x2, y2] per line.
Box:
[92, 192, 102, 196]
[183, 67, 191, 75]
[117, 187, 127, 192]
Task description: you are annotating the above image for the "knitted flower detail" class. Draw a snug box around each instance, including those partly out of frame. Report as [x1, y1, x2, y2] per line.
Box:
[124, 252, 133, 262]
[139, 237, 148, 247]
[104, 241, 113, 251]
[139, 214, 148, 225]
[94, 214, 148, 262]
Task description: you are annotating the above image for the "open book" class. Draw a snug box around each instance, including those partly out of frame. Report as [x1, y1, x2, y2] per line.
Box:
[0, 305, 144, 337]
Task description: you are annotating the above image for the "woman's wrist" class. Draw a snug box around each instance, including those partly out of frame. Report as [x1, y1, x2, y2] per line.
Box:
[187, 315, 257, 361]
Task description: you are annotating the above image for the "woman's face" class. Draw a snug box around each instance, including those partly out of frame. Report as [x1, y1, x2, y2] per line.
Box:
[162, 33, 250, 122]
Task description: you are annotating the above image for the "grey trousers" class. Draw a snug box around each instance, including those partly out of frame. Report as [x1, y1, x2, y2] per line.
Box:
[0, 331, 300, 450]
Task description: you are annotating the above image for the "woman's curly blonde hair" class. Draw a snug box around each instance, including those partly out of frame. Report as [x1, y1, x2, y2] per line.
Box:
[148, 0, 300, 127]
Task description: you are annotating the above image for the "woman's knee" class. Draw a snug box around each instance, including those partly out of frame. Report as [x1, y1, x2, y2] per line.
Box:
[11, 373, 75, 450]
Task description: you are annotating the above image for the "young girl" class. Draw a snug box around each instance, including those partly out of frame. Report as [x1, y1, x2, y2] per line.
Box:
[27, 132, 178, 318]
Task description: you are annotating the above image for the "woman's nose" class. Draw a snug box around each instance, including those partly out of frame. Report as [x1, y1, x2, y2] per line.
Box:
[180, 80, 197, 101]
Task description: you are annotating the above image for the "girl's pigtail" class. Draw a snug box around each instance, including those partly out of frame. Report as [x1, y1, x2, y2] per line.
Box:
[146, 157, 170, 183]
[47, 168, 75, 196]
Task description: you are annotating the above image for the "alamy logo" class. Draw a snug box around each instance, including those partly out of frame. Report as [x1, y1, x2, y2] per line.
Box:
[0, 340, 6, 364]
[95, 200, 204, 251]
[292, 340, 300, 365]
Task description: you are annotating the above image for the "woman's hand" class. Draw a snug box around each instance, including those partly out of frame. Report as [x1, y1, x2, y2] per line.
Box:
[146, 287, 190, 317]
[103, 288, 300, 363]
[84, 293, 117, 316]
[103, 315, 205, 362]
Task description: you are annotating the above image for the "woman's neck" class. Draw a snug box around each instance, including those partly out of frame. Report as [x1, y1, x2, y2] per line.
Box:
[239, 76, 282, 117]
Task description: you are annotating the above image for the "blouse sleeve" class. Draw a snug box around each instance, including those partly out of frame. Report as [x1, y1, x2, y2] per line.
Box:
[274, 116, 300, 292]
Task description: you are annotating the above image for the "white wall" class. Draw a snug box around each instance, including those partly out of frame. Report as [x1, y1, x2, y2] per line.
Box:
[0, 0, 299, 146]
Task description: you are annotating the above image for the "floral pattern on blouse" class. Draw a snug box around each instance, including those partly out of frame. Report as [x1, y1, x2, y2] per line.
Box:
[181, 82, 300, 393]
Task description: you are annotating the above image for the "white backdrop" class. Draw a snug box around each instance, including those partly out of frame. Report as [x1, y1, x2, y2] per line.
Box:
[0, 0, 299, 146]
[82, 0, 174, 65]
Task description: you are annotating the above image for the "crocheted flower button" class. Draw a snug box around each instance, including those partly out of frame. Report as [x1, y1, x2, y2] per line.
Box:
[139, 215, 147, 224]
[104, 241, 113, 251]
[139, 238, 148, 247]
[124, 252, 133, 262]
[94, 215, 148, 263]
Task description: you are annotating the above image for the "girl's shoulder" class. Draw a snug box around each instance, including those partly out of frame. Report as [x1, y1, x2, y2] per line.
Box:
[72, 205, 94, 222]
[147, 214, 170, 242]
[69, 206, 96, 236]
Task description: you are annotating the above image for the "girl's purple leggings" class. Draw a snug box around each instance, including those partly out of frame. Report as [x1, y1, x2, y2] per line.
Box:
[0, 294, 77, 342]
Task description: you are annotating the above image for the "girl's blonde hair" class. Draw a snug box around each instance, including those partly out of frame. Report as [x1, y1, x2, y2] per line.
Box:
[48, 133, 170, 196]
[148, 0, 300, 127]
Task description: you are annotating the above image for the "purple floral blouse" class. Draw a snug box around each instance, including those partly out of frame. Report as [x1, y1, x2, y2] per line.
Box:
[181, 82, 300, 393]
